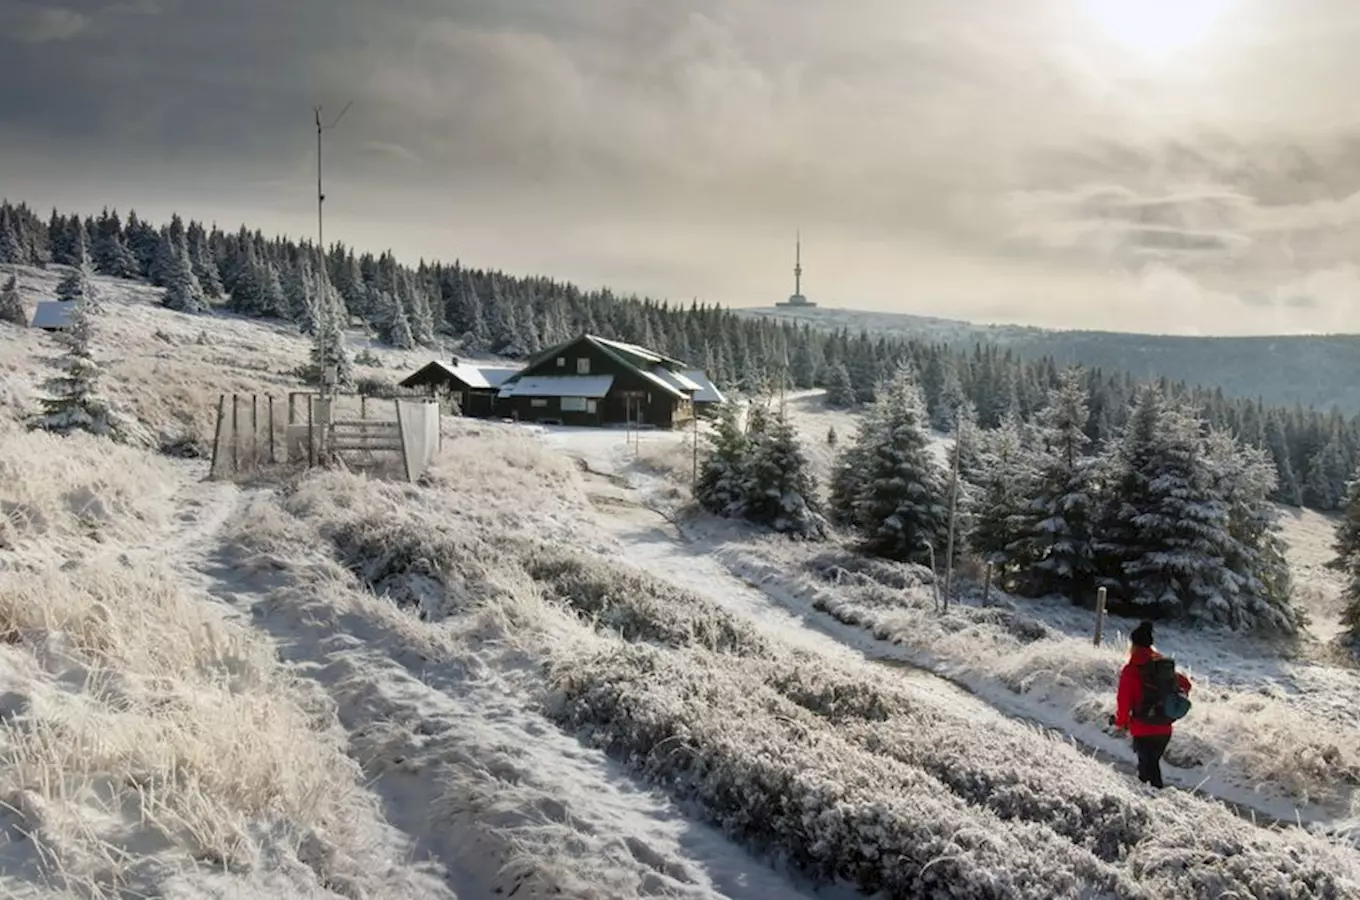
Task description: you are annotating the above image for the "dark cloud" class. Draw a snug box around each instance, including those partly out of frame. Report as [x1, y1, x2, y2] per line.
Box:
[5, 0, 1360, 333]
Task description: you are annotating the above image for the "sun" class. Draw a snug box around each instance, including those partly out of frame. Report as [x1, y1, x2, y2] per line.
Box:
[1082, 0, 1230, 58]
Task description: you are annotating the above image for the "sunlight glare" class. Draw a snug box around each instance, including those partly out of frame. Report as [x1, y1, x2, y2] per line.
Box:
[1083, 0, 1230, 58]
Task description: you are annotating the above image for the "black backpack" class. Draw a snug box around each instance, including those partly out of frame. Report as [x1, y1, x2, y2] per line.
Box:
[1136, 657, 1192, 725]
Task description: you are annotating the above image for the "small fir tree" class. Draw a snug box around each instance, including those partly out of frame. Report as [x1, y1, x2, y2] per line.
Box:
[740, 408, 826, 538]
[29, 298, 121, 439]
[161, 245, 207, 314]
[695, 403, 749, 519]
[0, 275, 24, 326]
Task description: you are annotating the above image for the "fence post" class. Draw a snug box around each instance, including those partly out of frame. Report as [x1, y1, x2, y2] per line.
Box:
[251, 394, 259, 468]
[1094, 586, 1108, 646]
[231, 394, 240, 473]
[982, 563, 993, 607]
[209, 394, 227, 479]
[288, 392, 297, 426]
[361, 394, 367, 420]
[307, 394, 316, 468]
[268, 395, 276, 464]
[395, 399, 412, 482]
[942, 415, 962, 611]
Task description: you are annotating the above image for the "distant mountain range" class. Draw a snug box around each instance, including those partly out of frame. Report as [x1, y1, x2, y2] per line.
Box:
[741, 306, 1360, 415]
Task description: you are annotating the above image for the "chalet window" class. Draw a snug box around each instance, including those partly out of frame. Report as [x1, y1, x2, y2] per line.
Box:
[577, 357, 590, 374]
[556, 357, 565, 367]
[530, 398, 548, 408]
[586, 399, 598, 414]
[560, 397, 588, 412]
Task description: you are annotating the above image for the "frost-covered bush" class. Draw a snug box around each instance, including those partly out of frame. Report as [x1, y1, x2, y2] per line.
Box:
[524, 548, 773, 657]
[805, 548, 935, 590]
[547, 645, 1141, 899]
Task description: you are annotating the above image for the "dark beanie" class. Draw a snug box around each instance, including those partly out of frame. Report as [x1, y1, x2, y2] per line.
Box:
[1130, 621, 1155, 648]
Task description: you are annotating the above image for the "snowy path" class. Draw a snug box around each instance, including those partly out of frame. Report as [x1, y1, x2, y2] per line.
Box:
[168, 474, 831, 900]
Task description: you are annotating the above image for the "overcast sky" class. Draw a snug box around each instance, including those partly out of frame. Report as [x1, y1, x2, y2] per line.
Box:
[4, 0, 1360, 335]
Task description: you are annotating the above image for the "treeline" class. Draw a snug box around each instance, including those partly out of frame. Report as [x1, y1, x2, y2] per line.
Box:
[2, 198, 1358, 512]
[703, 367, 1300, 636]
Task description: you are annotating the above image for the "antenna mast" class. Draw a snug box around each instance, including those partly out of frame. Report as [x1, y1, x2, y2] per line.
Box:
[794, 230, 802, 297]
[313, 101, 352, 458]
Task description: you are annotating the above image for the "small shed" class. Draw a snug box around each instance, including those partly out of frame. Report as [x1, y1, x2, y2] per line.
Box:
[30, 301, 74, 331]
[398, 358, 520, 418]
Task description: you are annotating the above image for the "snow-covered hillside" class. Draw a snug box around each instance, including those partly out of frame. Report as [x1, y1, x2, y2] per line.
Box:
[2, 266, 1360, 898]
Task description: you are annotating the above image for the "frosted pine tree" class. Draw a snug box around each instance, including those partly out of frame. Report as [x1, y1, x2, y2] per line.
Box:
[831, 366, 949, 562]
[149, 229, 178, 287]
[695, 403, 749, 519]
[1203, 430, 1299, 633]
[740, 407, 826, 538]
[0, 208, 24, 264]
[161, 244, 207, 314]
[386, 293, 416, 350]
[1330, 463, 1360, 571]
[824, 361, 856, 409]
[55, 262, 100, 312]
[1094, 388, 1235, 619]
[0, 275, 24, 326]
[1008, 368, 1101, 603]
[969, 414, 1039, 573]
[310, 280, 353, 389]
[29, 298, 121, 439]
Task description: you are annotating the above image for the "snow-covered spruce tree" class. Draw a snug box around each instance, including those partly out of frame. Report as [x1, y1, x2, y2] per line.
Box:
[1093, 387, 1235, 620]
[0, 208, 25, 264]
[969, 413, 1039, 576]
[1007, 367, 1101, 604]
[829, 366, 950, 563]
[739, 407, 826, 538]
[161, 244, 207, 314]
[55, 262, 100, 312]
[1202, 430, 1299, 633]
[310, 280, 353, 390]
[695, 402, 750, 519]
[1330, 464, 1360, 571]
[29, 298, 121, 439]
[0, 274, 25, 326]
[823, 361, 856, 409]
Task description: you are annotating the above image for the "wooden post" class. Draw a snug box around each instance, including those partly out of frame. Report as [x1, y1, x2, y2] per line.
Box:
[395, 399, 412, 482]
[361, 395, 367, 420]
[942, 415, 962, 611]
[982, 563, 993, 607]
[288, 392, 297, 426]
[307, 394, 316, 468]
[1094, 586, 1108, 647]
[927, 543, 941, 614]
[231, 394, 240, 473]
[691, 391, 699, 490]
[268, 395, 276, 464]
[251, 394, 259, 468]
[209, 394, 227, 479]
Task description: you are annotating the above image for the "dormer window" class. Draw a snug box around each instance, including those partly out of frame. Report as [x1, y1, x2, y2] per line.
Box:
[556, 357, 565, 367]
[577, 357, 591, 375]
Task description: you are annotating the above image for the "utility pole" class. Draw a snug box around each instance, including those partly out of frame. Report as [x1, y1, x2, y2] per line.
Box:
[313, 101, 352, 462]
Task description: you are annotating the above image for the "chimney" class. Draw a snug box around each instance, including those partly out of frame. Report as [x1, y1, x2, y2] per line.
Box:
[450, 355, 460, 366]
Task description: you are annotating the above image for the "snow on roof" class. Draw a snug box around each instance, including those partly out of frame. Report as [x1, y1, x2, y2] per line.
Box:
[499, 374, 616, 399]
[30, 300, 73, 330]
[405, 360, 520, 390]
[592, 335, 665, 364]
[646, 367, 705, 398]
[681, 370, 725, 404]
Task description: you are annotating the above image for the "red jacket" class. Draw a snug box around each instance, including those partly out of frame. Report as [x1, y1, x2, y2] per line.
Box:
[1115, 646, 1192, 737]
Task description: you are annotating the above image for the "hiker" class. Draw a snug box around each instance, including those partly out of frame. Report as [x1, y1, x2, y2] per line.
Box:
[1112, 620, 1192, 790]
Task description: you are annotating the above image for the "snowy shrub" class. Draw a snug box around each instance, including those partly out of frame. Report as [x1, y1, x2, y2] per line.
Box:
[804, 548, 935, 590]
[524, 547, 773, 657]
[547, 644, 1141, 899]
[760, 654, 903, 722]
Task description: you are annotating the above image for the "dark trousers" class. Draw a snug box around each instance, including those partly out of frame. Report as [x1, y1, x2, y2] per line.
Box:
[1133, 733, 1172, 788]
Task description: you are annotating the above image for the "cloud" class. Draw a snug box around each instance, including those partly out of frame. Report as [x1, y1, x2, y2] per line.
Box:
[8, 0, 1360, 333]
[0, 2, 89, 42]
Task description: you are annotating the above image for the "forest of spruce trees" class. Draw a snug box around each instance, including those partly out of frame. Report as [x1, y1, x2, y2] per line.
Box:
[2, 197, 1360, 519]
